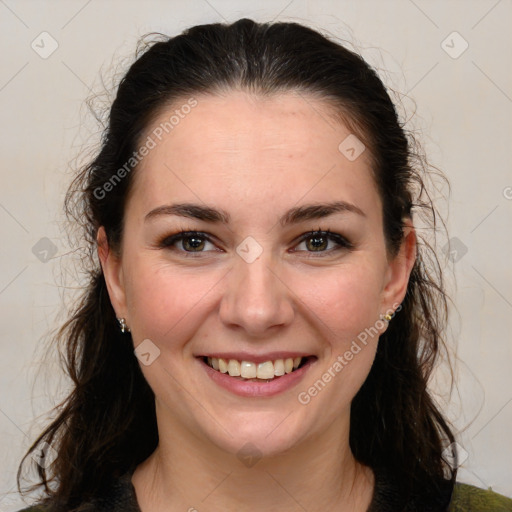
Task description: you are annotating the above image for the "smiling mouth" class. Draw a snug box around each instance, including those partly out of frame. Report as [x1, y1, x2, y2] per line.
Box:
[200, 356, 315, 382]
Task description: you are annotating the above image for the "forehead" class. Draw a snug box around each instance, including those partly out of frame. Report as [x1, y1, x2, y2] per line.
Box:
[128, 91, 380, 223]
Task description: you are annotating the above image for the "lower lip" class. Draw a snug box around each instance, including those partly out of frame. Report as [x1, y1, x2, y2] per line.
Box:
[197, 357, 315, 398]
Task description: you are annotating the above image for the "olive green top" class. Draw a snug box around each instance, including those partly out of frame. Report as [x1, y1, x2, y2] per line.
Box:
[449, 482, 512, 511]
[15, 478, 512, 511]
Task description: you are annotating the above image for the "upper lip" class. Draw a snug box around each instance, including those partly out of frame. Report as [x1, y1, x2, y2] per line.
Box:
[196, 352, 315, 364]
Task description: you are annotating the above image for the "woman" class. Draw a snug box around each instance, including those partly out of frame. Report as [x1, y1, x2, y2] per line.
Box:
[16, 18, 512, 512]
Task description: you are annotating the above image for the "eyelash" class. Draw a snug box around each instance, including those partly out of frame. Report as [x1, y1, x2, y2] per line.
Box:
[157, 227, 353, 257]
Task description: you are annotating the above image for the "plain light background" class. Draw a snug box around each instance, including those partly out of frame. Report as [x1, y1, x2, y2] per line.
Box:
[1, 0, 511, 509]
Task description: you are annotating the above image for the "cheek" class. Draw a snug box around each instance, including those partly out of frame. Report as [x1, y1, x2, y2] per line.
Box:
[123, 259, 219, 346]
[293, 265, 383, 421]
[299, 261, 384, 343]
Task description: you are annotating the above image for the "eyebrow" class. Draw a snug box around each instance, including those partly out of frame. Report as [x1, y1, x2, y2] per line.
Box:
[144, 200, 365, 226]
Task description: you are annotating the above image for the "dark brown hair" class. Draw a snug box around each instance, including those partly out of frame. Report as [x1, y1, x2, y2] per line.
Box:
[18, 18, 458, 510]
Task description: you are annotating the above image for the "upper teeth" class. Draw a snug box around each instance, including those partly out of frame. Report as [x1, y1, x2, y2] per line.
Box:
[207, 357, 303, 379]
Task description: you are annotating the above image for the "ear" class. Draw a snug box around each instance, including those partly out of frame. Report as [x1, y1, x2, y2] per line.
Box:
[97, 226, 127, 320]
[380, 217, 417, 314]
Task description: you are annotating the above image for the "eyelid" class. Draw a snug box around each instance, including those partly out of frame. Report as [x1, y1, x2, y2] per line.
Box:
[157, 228, 353, 255]
[292, 229, 353, 254]
[157, 230, 220, 255]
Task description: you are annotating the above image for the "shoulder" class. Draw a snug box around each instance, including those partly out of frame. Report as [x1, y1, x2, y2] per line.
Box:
[448, 481, 512, 511]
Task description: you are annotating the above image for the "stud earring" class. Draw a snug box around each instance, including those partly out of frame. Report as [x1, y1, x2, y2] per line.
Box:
[117, 317, 131, 333]
[381, 313, 393, 322]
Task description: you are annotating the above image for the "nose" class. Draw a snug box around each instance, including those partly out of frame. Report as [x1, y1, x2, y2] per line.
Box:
[219, 250, 295, 337]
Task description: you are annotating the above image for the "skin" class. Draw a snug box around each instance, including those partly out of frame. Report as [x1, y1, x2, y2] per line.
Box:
[98, 90, 416, 511]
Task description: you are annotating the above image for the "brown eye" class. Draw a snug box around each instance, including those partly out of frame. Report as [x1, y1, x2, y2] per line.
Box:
[305, 234, 329, 251]
[159, 231, 216, 254]
[181, 235, 206, 251]
[294, 230, 353, 255]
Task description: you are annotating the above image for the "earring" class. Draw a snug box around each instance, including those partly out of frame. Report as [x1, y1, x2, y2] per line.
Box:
[381, 313, 393, 322]
[117, 317, 131, 333]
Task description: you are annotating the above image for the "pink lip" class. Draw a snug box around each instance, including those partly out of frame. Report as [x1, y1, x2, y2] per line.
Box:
[196, 351, 313, 364]
[196, 356, 316, 398]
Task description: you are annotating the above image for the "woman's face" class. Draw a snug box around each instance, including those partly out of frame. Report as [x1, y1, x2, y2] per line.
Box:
[99, 91, 415, 458]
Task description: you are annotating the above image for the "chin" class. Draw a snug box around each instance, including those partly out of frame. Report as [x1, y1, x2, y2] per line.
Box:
[202, 414, 305, 460]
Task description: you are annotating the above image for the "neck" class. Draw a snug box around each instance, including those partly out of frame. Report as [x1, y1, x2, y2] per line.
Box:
[132, 405, 375, 511]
